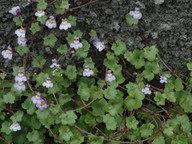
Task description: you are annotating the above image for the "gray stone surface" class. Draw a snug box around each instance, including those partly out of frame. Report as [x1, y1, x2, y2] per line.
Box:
[0, 0, 192, 75]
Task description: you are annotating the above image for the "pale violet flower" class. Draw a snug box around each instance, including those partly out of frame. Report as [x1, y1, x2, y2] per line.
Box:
[35, 10, 45, 17]
[142, 84, 151, 95]
[70, 37, 83, 50]
[15, 27, 26, 37]
[83, 65, 94, 77]
[14, 81, 26, 91]
[1, 46, 13, 60]
[45, 16, 57, 29]
[10, 122, 21, 131]
[106, 70, 116, 82]
[9, 6, 20, 16]
[160, 74, 169, 83]
[36, 99, 48, 110]
[95, 41, 105, 52]
[50, 59, 60, 68]
[89, 37, 100, 47]
[17, 36, 27, 46]
[129, 7, 142, 19]
[15, 70, 27, 82]
[31, 92, 42, 105]
[59, 18, 71, 30]
[42, 78, 53, 88]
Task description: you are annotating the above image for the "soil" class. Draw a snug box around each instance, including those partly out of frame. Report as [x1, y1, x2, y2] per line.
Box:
[0, 0, 192, 75]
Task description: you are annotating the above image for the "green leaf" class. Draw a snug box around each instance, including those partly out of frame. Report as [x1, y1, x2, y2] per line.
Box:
[154, 92, 166, 105]
[103, 114, 117, 130]
[37, 15, 48, 24]
[36, 109, 55, 128]
[13, 17, 23, 26]
[30, 22, 41, 34]
[140, 123, 155, 138]
[124, 96, 142, 111]
[84, 58, 94, 69]
[144, 45, 159, 61]
[103, 86, 117, 99]
[179, 92, 192, 112]
[64, 65, 77, 80]
[92, 99, 107, 116]
[89, 30, 97, 38]
[1, 121, 12, 134]
[152, 135, 165, 144]
[43, 33, 58, 48]
[37, 0, 48, 10]
[124, 50, 145, 69]
[187, 61, 192, 71]
[164, 92, 176, 102]
[59, 125, 73, 141]
[75, 40, 90, 58]
[125, 13, 139, 26]
[111, 39, 127, 55]
[27, 130, 42, 143]
[22, 98, 36, 115]
[0, 73, 7, 80]
[126, 116, 139, 130]
[3, 92, 15, 104]
[35, 72, 49, 87]
[73, 29, 83, 38]
[57, 44, 68, 54]
[32, 55, 46, 68]
[171, 135, 188, 144]
[68, 15, 77, 26]
[60, 0, 70, 9]
[88, 135, 104, 144]
[10, 111, 24, 122]
[173, 78, 184, 91]
[78, 83, 91, 101]
[59, 111, 77, 125]
[17, 45, 28, 56]
[12, 66, 24, 76]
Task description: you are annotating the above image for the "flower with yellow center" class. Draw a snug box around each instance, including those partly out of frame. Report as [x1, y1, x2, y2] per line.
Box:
[36, 95, 40, 99]
[74, 40, 79, 44]
[62, 20, 67, 24]
[18, 73, 23, 77]
[21, 37, 25, 41]
[135, 10, 139, 14]
[49, 19, 54, 23]
[145, 87, 149, 91]
[107, 73, 112, 77]
[13, 123, 18, 127]
[38, 10, 42, 13]
[41, 101, 45, 105]
[163, 76, 168, 80]
[6, 49, 11, 54]
[85, 68, 90, 72]
[18, 82, 23, 85]
[46, 80, 51, 83]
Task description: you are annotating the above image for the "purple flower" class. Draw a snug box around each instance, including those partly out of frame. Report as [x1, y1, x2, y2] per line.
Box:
[70, 37, 83, 50]
[142, 84, 151, 95]
[129, 7, 142, 19]
[1, 46, 13, 60]
[9, 6, 20, 16]
[45, 16, 57, 29]
[14, 81, 26, 91]
[15, 70, 27, 82]
[95, 41, 105, 52]
[106, 70, 116, 82]
[89, 37, 100, 47]
[42, 78, 53, 88]
[36, 99, 48, 110]
[50, 59, 60, 68]
[17, 36, 27, 46]
[10, 122, 21, 131]
[160, 74, 169, 83]
[59, 18, 71, 30]
[31, 92, 42, 105]
[35, 10, 45, 17]
[83, 65, 94, 77]
[15, 27, 26, 37]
